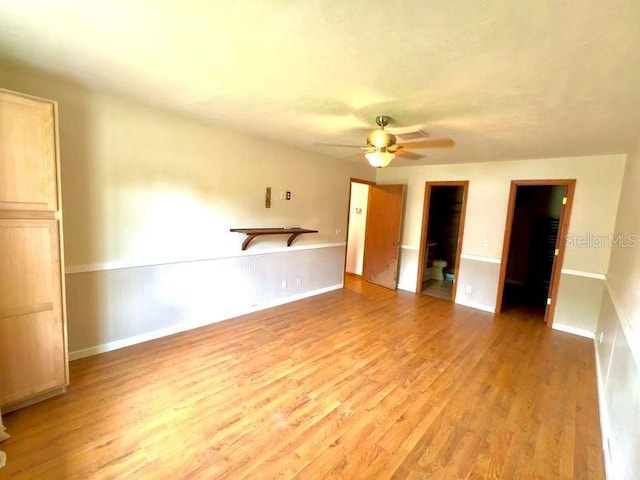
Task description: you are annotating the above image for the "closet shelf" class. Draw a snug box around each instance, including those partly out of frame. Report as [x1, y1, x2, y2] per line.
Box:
[230, 228, 318, 250]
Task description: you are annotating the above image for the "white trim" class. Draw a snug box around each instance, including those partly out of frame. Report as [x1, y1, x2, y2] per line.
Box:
[605, 281, 640, 369]
[551, 323, 595, 339]
[69, 283, 343, 361]
[69, 324, 185, 361]
[397, 282, 417, 293]
[560, 269, 606, 280]
[65, 242, 346, 275]
[594, 340, 615, 480]
[0, 418, 8, 442]
[454, 298, 496, 313]
[459, 254, 501, 264]
[400, 245, 419, 251]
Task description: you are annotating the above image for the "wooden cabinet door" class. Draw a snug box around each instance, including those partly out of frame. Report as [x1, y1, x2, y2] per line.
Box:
[0, 219, 67, 405]
[0, 91, 58, 212]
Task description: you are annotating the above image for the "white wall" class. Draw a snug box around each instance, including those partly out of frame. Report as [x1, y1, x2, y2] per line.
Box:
[0, 61, 375, 356]
[345, 182, 369, 275]
[595, 134, 640, 480]
[377, 154, 626, 333]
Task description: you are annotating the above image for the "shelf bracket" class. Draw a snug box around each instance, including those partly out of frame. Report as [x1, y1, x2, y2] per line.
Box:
[241, 234, 259, 250]
[287, 232, 303, 247]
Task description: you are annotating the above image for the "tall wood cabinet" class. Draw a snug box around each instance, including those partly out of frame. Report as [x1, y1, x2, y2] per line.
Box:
[0, 88, 68, 410]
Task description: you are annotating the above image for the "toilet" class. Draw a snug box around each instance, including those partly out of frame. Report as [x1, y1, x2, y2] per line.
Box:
[431, 259, 447, 280]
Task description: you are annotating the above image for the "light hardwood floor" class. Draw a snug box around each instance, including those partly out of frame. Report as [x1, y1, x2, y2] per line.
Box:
[1, 277, 604, 479]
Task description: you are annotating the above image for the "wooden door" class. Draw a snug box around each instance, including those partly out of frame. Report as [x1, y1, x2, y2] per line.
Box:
[0, 88, 68, 410]
[0, 91, 58, 211]
[362, 184, 406, 289]
[0, 219, 66, 405]
[544, 184, 574, 324]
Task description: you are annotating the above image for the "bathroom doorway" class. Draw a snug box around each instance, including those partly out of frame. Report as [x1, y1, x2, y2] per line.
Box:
[496, 180, 575, 325]
[416, 181, 468, 301]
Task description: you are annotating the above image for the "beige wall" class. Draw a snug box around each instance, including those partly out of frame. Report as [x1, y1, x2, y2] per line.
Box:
[377, 155, 625, 330]
[378, 155, 625, 272]
[0, 61, 375, 354]
[595, 135, 640, 480]
[345, 182, 369, 275]
[0, 61, 374, 269]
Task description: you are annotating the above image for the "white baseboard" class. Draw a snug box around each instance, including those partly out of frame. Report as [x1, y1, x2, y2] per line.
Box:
[454, 298, 495, 313]
[552, 323, 595, 339]
[69, 283, 343, 361]
[69, 325, 185, 361]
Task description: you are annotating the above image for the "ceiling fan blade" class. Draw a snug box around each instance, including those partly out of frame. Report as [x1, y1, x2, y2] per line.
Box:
[395, 150, 423, 160]
[314, 142, 366, 149]
[397, 138, 455, 149]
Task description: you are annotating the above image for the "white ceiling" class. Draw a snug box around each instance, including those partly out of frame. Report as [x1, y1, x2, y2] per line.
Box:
[1, 0, 639, 166]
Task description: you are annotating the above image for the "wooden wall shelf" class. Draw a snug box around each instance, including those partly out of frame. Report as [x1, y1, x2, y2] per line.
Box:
[230, 228, 318, 250]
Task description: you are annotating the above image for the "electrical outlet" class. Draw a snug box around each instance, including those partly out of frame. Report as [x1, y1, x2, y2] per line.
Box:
[280, 191, 285, 200]
[281, 280, 287, 289]
[483, 239, 490, 247]
[465, 285, 473, 294]
[296, 278, 302, 287]
[335, 227, 342, 235]
[286, 191, 291, 200]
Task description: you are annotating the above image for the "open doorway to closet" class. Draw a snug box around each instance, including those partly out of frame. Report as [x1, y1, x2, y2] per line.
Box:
[416, 181, 468, 301]
[495, 179, 575, 325]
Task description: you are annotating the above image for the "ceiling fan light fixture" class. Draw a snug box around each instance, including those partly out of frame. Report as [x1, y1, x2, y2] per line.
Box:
[365, 151, 394, 168]
[367, 129, 396, 149]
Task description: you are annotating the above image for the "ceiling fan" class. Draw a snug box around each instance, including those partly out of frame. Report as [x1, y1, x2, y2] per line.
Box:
[317, 115, 455, 167]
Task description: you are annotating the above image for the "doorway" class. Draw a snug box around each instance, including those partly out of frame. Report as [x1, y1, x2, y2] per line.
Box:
[416, 181, 468, 301]
[345, 179, 372, 276]
[344, 179, 406, 290]
[496, 180, 575, 325]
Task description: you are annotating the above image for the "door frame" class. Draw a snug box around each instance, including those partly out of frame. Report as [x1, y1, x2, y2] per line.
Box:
[415, 181, 469, 300]
[343, 178, 376, 282]
[495, 179, 576, 326]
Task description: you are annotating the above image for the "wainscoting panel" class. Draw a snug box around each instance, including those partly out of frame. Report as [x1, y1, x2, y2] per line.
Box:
[595, 286, 640, 480]
[596, 291, 620, 388]
[454, 256, 500, 313]
[66, 245, 345, 358]
[397, 246, 419, 292]
[553, 273, 605, 337]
